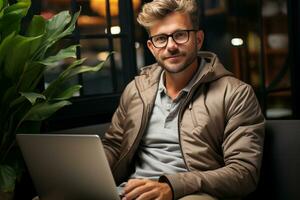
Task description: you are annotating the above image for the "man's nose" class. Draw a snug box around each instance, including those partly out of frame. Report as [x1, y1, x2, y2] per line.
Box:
[166, 36, 178, 50]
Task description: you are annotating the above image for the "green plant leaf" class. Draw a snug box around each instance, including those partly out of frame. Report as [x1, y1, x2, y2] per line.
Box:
[26, 15, 46, 37]
[42, 53, 110, 99]
[45, 10, 71, 38]
[20, 92, 46, 105]
[65, 64, 105, 79]
[38, 45, 78, 66]
[61, 55, 109, 80]
[0, 86, 18, 120]
[34, 9, 80, 60]
[0, 79, 13, 124]
[60, 9, 80, 38]
[17, 62, 45, 92]
[22, 100, 72, 121]
[60, 52, 112, 80]
[8, 96, 25, 110]
[36, 10, 71, 58]
[4, 34, 43, 83]
[1, 85, 17, 103]
[43, 59, 106, 100]
[51, 84, 82, 101]
[0, 0, 31, 38]
[0, 0, 4, 11]
[0, 13, 21, 36]
[4, 0, 30, 14]
[42, 58, 86, 99]
[63, 57, 87, 69]
[0, 164, 16, 192]
[17, 121, 41, 134]
[0, 6, 107, 190]
[25, 15, 46, 55]
[0, 32, 15, 66]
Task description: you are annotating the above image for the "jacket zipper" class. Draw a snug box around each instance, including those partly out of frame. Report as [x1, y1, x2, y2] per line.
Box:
[189, 102, 198, 127]
[177, 82, 206, 172]
[113, 69, 208, 173]
[178, 100, 190, 171]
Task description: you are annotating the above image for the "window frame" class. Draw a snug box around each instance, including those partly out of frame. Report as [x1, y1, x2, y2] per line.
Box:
[28, 0, 138, 131]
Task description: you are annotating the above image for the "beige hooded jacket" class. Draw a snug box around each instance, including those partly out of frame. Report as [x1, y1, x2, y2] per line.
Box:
[102, 51, 265, 199]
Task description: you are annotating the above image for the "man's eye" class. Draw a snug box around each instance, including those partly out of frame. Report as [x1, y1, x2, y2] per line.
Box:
[174, 31, 186, 39]
[154, 36, 167, 43]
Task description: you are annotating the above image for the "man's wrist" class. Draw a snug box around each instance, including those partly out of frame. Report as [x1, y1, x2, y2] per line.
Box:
[159, 176, 174, 200]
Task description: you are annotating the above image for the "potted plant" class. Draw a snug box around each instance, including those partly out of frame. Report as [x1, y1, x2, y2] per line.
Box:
[0, 0, 108, 198]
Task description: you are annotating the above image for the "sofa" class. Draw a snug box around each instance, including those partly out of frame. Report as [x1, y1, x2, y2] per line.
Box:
[245, 120, 300, 200]
[15, 120, 300, 199]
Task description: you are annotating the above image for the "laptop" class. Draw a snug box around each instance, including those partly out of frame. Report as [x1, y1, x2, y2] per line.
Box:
[16, 134, 121, 200]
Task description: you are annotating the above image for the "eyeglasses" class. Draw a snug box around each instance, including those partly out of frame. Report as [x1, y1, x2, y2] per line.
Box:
[149, 29, 197, 48]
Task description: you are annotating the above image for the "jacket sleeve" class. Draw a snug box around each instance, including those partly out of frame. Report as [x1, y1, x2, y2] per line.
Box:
[101, 81, 135, 168]
[159, 83, 265, 199]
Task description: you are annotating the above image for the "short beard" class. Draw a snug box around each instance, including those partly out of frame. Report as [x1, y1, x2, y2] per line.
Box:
[158, 50, 198, 74]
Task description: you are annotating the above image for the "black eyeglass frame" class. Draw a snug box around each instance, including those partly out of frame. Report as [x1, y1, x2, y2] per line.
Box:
[149, 29, 197, 48]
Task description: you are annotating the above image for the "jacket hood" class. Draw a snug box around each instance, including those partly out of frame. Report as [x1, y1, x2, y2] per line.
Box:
[135, 51, 233, 92]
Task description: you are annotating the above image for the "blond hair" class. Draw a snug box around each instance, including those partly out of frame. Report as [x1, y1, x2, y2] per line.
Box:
[137, 0, 199, 31]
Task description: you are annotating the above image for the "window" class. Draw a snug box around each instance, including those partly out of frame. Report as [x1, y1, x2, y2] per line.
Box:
[28, 0, 300, 131]
[199, 0, 300, 119]
[29, 0, 142, 131]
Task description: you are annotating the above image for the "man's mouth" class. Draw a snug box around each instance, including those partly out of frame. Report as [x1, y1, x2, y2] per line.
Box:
[165, 54, 182, 60]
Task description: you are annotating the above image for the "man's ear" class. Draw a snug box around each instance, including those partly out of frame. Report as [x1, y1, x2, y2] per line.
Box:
[196, 30, 204, 50]
[147, 40, 156, 56]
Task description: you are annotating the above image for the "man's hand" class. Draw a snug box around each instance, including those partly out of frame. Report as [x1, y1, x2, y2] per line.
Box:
[121, 179, 172, 200]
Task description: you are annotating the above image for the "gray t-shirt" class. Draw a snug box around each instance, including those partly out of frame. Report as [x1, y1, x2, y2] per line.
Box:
[130, 59, 205, 180]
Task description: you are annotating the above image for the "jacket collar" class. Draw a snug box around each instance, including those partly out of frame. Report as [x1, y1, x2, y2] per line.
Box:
[135, 51, 233, 93]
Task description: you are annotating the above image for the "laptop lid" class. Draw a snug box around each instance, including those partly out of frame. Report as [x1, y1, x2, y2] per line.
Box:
[16, 134, 120, 200]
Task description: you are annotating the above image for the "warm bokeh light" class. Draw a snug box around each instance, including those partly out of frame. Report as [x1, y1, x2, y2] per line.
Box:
[231, 38, 244, 46]
[105, 26, 121, 34]
[90, 0, 141, 17]
[97, 51, 110, 61]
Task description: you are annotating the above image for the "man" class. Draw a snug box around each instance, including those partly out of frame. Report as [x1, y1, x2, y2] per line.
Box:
[102, 0, 265, 200]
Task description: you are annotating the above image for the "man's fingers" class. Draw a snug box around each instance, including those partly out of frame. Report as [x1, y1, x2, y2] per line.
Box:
[125, 183, 153, 200]
[135, 189, 158, 200]
[122, 179, 172, 200]
[124, 179, 147, 193]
